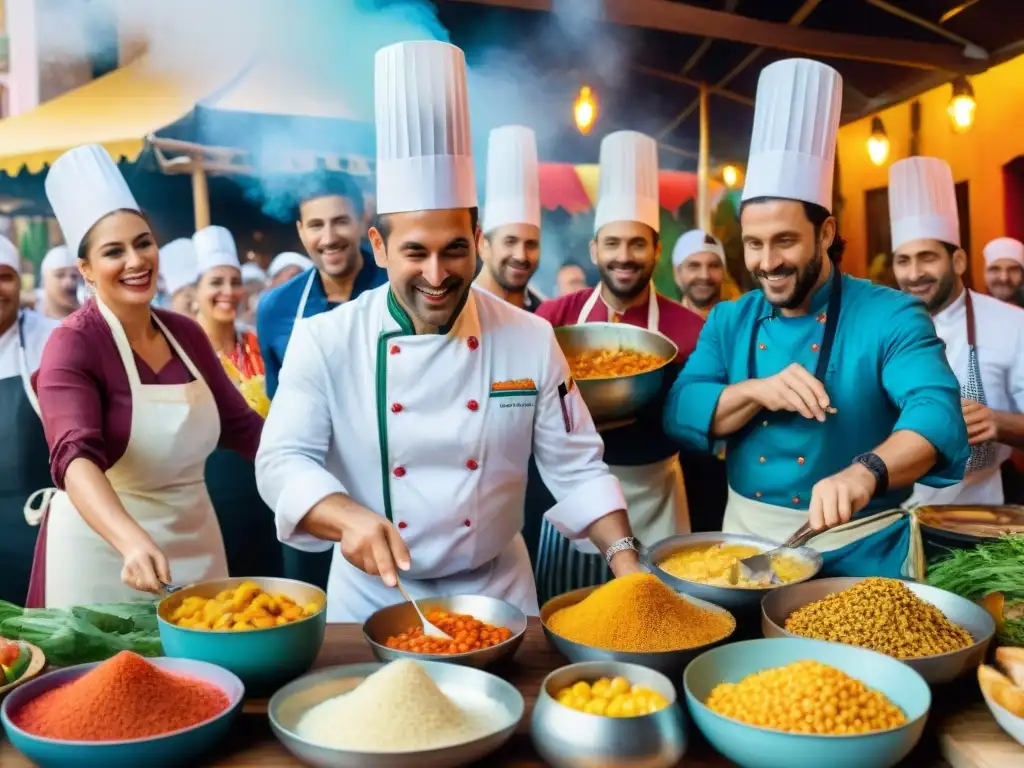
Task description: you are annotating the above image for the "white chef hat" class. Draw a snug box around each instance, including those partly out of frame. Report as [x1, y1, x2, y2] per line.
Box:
[983, 237, 1024, 268]
[241, 262, 268, 284]
[742, 59, 843, 211]
[482, 125, 541, 233]
[0, 236, 18, 275]
[159, 238, 199, 296]
[45, 144, 141, 259]
[375, 41, 477, 216]
[193, 225, 240, 275]
[594, 131, 660, 235]
[888, 157, 960, 251]
[268, 251, 313, 279]
[41, 245, 76, 274]
[672, 229, 725, 268]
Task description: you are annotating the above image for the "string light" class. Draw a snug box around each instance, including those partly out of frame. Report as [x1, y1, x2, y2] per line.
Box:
[574, 86, 597, 135]
[722, 165, 740, 188]
[867, 117, 890, 166]
[947, 76, 976, 133]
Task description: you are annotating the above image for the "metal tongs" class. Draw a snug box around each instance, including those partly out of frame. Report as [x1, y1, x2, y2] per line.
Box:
[729, 522, 818, 586]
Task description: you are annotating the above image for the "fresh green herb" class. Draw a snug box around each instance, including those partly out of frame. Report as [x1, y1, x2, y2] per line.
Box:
[926, 536, 1024, 599]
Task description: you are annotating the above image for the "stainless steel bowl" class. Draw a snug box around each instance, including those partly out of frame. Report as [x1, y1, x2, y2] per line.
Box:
[539, 586, 736, 679]
[532, 661, 687, 768]
[362, 594, 527, 669]
[761, 577, 996, 685]
[553, 323, 679, 424]
[269, 661, 523, 768]
[644, 532, 823, 613]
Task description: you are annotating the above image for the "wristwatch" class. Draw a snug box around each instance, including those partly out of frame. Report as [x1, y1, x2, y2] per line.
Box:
[852, 452, 889, 498]
[604, 537, 641, 566]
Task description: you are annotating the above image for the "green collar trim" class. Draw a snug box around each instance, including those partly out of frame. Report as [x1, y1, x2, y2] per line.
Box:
[386, 287, 471, 336]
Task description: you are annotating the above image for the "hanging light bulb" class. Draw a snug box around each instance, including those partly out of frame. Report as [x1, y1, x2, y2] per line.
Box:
[866, 116, 890, 166]
[722, 164, 740, 189]
[574, 86, 597, 135]
[947, 76, 976, 133]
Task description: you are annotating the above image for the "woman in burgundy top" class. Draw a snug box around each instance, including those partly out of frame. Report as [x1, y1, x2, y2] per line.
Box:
[29, 144, 263, 608]
[191, 225, 281, 580]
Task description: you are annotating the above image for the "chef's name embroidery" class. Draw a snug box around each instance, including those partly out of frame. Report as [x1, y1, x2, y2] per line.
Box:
[490, 378, 538, 398]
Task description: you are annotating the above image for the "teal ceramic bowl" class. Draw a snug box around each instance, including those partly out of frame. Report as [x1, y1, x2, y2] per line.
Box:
[684, 638, 931, 768]
[0, 657, 243, 767]
[158, 576, 326, 696]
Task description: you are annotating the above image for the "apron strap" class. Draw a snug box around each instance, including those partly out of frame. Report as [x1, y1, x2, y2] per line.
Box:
[964, 289, 978, 347]
[17, 312, 42, 419]
[151, 312, 205, 382]
[24, 487, 56, 526]
[295, 270, 318, 323]
[576, 285, 660, 331]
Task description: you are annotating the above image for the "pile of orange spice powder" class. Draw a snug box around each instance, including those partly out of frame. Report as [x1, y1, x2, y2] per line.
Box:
[11, 651, 230, 741]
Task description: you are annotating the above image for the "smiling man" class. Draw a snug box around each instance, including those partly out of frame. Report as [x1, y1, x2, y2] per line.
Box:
[256, 173, 386, 401]
[672, 229, 726, 319]
[532, 130, 703, 603]
[983, 237, 1024, 307]
[891, 157, 1024, 506]
[474, 125, 544, 312]
[665, 59, 969, 579]
[256, 41, 640, 623]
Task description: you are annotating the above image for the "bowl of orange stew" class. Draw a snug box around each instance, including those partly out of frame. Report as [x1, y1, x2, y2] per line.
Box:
[553, 323, 679, 425]
[362, 594, 528, 670]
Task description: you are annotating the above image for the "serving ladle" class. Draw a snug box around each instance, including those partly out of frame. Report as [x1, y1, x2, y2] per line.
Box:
[396, 579, 452, 640]
[730, 523, 818, 586]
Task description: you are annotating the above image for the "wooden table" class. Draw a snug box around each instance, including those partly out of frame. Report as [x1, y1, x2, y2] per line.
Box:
[0, 620, 984, 766]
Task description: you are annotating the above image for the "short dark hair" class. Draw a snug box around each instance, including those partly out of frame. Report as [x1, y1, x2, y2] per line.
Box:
[739, 197, 845, 265]
[294, 173, 365, 222]
[374, 207, 480, 247]
[78, 209, 154, 260]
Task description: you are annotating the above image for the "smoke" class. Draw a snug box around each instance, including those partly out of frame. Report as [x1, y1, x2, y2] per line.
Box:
[38, 0, 641, 230]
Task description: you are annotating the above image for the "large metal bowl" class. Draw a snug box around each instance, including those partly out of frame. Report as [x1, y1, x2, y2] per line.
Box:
[362, 594, 527, 669]
[540, 585, 736, 679]
[268, 661, 524, 768]
[644, 532, 823, 614]
[157, 576, 326, 696]
[532, 660, 687, 768]
[553, 322, 679, 423]
[761, 577, 996, 685]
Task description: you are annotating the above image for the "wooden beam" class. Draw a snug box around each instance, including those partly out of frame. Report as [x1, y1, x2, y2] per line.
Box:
[632, 65, 754, 106]
[863, 0, 987, 55]
[442, 0, 985, 72]
[679, 0, 739, 75]
[697, 83, 710, 230]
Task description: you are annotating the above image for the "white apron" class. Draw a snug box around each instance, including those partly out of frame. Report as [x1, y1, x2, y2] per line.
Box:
[576, 286, 690, 541]
[41, 300, 227, 608]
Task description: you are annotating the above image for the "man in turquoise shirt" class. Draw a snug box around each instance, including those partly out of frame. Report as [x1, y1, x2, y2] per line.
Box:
[664, 59, 969, 579]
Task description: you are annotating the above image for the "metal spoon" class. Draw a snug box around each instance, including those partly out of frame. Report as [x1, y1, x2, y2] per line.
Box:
[396, 580, 452, 640]
[160, 582, 184, 595]
[730, 522, 819, 586]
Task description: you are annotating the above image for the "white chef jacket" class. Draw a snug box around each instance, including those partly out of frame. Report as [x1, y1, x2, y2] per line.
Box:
[0, 309, 58, 380]
[256, 284, 626, 622]
[907, 289, 1024, 506]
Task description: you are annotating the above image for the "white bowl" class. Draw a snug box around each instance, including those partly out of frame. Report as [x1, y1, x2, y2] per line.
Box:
[981, 691, 1024, 747]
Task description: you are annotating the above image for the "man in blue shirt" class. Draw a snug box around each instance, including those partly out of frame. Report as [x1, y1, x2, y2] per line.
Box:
[257, 174, 387, 399]
[664, 59, 969, 579]
[257, 173, 387, 588]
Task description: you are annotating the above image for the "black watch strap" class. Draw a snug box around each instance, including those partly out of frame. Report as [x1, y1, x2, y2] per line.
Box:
[853, 452, 889, 498]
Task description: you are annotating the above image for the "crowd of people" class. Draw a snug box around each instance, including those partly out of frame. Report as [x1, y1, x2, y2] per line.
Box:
[1, 41, 1021, 622]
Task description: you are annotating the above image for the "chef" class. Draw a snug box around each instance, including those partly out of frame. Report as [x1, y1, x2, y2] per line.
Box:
[0, 237, 58, 604]
[664, 59, 969, 579]
[983, 237, 1024, 307]
[533, 131, 703, 603]
[556, 263, 588, 296]
[256, 40, 640, 623]
[31, 144, 263, 607]
[890, 157, 1024, 506]
[256, 175, 386, 402]
[473, 125, 544, 312]
[267, 252, 312, 289]
[36, 246, 81, 320]
[158, 238, 199, 317]
[672, 229, 725, 319]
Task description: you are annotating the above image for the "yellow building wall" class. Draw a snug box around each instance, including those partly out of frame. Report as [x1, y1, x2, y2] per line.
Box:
[836, 53, 1024, 283]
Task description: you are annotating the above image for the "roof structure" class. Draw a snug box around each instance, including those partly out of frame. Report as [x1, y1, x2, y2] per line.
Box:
[434, 0, 1024, 169]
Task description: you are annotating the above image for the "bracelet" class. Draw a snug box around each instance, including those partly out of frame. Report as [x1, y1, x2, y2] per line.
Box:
[604, 536, 640, 566]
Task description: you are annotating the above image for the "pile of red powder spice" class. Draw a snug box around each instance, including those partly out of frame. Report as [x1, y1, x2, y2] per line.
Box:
[10, 650, 230, 741]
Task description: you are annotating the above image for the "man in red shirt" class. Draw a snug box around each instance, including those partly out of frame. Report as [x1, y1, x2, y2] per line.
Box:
[532, 131, 704, 604]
